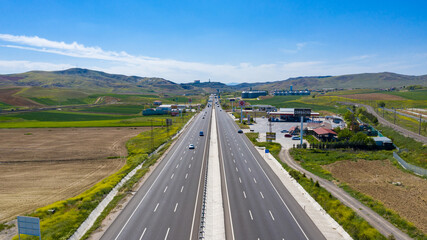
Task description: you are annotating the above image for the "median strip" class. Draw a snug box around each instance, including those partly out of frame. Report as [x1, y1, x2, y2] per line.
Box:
[204, 108, 226, 239]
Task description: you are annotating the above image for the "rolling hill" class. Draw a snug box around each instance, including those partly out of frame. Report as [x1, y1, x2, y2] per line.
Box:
[237, 72, 427, 91]
[0, 69, 426, 95]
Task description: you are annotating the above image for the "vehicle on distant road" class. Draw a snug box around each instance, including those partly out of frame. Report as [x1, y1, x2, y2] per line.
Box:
[285, 134, 292, 138]
[237, 129, 243, 133]
[280, 129, 288, 133]
[292, 136, 300, 140]
[189, 144, 195, 149]
[199, 131, 204, 136]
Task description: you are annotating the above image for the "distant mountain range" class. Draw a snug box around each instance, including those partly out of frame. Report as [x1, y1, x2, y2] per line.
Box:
[0, 68, 426, 94]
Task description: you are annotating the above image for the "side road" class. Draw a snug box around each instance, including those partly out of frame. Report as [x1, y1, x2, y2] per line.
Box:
[280, 149, 412, 240]
[340, 102, 427, 144]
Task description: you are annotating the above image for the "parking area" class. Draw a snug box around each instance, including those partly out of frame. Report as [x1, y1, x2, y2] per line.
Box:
[246, 117, 309, 149]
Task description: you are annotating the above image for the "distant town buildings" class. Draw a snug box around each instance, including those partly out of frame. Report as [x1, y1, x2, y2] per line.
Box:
[273, 86, 310, 96]
[142, 104, 197, 116]
[241, 90, 267, 98]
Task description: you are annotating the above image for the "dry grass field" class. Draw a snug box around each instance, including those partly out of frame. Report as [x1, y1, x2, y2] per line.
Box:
[0, 127, 148, 221]
[325, 159, 427, 233]
[339, 93, 405, 101]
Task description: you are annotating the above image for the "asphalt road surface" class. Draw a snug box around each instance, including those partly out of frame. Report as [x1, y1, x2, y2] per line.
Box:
[215, 103, 325, 240]
[100, 104, 212, 240]
[101, 97, 326, 240]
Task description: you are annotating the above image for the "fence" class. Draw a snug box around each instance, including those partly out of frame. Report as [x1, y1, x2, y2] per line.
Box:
[393, 152, 427, 177]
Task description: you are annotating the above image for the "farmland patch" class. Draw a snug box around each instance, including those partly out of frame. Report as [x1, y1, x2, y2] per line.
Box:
[0, 127, 148, 221]
[324, 159, 427, 233]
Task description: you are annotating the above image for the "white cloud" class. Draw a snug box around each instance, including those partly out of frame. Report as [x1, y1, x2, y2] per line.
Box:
[347, 54, 377, 61]
[0, 60, 73, 73]
[281, 42, 315, 54]
[0, 34, 423, 83]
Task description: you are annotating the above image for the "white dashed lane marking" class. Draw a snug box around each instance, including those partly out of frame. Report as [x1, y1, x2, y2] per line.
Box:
[139, 228, 147, 240]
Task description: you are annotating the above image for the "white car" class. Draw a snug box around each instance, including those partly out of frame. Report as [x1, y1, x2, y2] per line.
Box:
[189, 144, 195, 149]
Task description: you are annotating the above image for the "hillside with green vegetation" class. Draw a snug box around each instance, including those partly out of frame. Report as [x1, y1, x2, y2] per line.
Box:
[234, 72, 427, 90]
[0, 68, 184, 94]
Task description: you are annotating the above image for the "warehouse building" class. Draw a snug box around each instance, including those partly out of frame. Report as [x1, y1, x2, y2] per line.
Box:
[241, 90, 267, 98]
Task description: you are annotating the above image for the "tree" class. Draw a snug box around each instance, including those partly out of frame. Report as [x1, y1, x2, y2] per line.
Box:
[338, 128, 353, 140]
[350, 132, 373, 145]
[378, 101, 386, 108]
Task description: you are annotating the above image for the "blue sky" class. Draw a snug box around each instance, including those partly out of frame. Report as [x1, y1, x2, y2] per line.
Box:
[1, 0, 426, 83]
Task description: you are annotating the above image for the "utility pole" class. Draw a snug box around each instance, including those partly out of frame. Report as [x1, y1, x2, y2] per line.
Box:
[419, 114, 422, 135]
[394, 108, 396, 124]
[150, 119, 154, 151]
[241, 107, 243, 124]
[300, 116, 304, 147]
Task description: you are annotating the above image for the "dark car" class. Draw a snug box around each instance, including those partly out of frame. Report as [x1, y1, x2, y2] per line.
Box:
[284, 134, 292, 138]
[237, 129, 243, 133]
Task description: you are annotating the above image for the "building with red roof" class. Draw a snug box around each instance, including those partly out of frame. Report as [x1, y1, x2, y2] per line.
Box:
[313, 127, 337, 141]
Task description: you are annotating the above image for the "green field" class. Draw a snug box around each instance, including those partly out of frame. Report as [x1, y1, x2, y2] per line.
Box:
[247, 95, 347, 114]
[78, 104, 143, 114]
[17, 87, 93, 105]
[0, 101, 12, 109]
[1, 111, 134, 122]
[29, 97, 88, 105]
[385, 89, 427, 100]
[0, 110, 186, 128]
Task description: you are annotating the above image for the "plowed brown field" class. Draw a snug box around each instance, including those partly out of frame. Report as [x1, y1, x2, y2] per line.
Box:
[325, 159, 427, 233]
[0, 88, 42, 107]
[0, 127, 148, 221]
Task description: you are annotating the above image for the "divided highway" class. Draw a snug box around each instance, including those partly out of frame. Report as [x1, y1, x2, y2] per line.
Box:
[215, 103, 325, 240]
[100, 104, 212, 240]
[100, 96, 326, 240]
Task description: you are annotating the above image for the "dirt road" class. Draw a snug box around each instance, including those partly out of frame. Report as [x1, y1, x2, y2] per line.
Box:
[280, 149, 411, 240]
[340, 102, 427, 144]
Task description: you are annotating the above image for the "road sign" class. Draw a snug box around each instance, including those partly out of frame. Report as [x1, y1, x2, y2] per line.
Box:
[266, 132, 276, 140]
[17, 216, 41, 240]
[294, 108, 311, 116]
[166, 118, 173, 126]
[229, 98, 235, 102]
[239, 100, 245, 107]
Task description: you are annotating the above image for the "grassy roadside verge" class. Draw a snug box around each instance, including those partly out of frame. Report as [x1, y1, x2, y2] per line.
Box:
[245, 133, 386, 240]
[13, 114, 193, 240]
[290, 148, 426, 239]
[80, 140, 173, 239]
[376, 124, 427, 169]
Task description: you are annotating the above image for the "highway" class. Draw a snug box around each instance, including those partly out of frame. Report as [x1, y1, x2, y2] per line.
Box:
[100, 103, 212, 240]
[100, 95, 325, 240]
[215, 103, 325, 240]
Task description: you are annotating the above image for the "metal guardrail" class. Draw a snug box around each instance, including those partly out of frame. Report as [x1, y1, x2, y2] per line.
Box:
[393, 152, 427, 176]
[198, 158, 208, 239]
